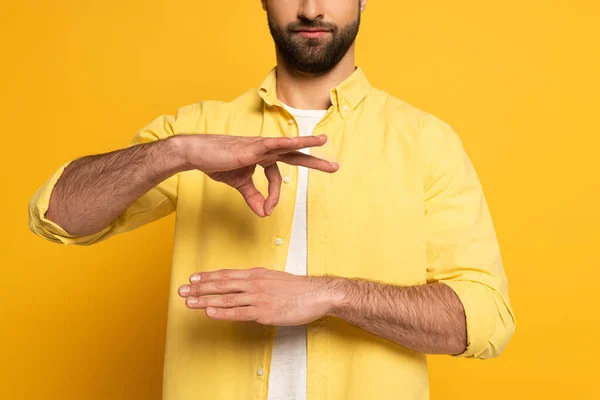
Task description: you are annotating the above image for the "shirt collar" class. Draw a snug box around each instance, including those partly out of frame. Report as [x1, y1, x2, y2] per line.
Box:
[257, 66, 372, 115]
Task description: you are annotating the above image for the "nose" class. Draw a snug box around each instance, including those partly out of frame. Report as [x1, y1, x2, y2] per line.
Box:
[299, 0, 325, 21]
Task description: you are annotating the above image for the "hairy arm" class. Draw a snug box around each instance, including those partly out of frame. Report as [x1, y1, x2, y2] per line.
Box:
[45, 135, 189, 237]
[177, 267, 468, 355]
[325, 277, 467, 355]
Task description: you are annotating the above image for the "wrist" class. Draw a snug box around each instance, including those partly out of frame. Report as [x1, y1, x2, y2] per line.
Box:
[168, 134, 197, 172]
[314, 276, 348, 318]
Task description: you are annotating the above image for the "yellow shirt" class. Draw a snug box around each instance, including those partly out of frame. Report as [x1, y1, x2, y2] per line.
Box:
[28, 66, 515, 400]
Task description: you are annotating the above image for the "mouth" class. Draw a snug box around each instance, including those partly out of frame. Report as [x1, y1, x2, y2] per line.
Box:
[294, 29, 330, 39]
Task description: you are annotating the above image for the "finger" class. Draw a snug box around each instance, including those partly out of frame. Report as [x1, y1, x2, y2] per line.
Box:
[278, 152, 339, 172]
[258, 135, 328, 155]
[263, 163, 282, 216]
[189, 268, 253, 284]
[205, 306, 259, 322]
[186, 293, 257, 309]
[186, 279, 253, 297]
[237, 178, 266, 217]
[186, 267, 269, 286]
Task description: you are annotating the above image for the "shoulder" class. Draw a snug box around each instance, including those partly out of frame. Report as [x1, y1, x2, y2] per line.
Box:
[368, 87, 454, 133]
[172, 89, 263, 131]
[367, 87, 463, 160]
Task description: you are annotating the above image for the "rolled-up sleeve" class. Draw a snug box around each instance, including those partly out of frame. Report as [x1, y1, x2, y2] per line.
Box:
[28, 114, 181, 246]
[423, 122, 516, 359]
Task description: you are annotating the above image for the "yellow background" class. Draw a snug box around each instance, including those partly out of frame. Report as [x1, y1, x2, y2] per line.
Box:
[1, 0, 598, 398]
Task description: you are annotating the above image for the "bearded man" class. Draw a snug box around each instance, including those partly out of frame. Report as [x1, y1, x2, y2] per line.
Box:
[29, 1, 515, 399]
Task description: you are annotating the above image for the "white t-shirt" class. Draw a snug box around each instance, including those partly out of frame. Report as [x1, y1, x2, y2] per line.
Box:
[266, 103, 327, 400]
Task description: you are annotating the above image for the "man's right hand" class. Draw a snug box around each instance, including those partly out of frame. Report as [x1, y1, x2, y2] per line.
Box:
[178, 133, 339, 217]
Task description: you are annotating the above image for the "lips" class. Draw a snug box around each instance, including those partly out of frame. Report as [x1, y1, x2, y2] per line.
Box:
[294, 29, 330, 39]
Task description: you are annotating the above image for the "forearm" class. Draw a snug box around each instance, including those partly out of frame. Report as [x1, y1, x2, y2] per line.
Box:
[324, 277, 467, 355]
[46, 135, 191, 236]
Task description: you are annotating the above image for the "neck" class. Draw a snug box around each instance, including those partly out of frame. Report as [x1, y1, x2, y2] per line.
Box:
[275, 45, 356, 110]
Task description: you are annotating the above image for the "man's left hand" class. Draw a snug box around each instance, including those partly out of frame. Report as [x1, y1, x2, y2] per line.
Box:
[177, 267, 338, 326]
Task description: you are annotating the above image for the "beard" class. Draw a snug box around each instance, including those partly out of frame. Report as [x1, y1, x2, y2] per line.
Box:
[267, 12, 360, 74]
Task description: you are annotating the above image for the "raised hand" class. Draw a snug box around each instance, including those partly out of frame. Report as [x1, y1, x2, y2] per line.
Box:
[182, 134, 339, 217]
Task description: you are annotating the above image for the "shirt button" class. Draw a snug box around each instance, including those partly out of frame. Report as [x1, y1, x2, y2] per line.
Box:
[275, 238, 283, 246]
[287, 119, 294, 125]
[342, 105, 349, 112]
[283, 176, 291, 184]
[257, 368, 264, 376]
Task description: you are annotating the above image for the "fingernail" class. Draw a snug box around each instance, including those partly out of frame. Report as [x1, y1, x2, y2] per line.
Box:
[187, 297, 198, 305]
[207, 307, 216, 315]
[268, 206, 274, 215]
[179, 285, 190, 296]
[190, 274, 201, 284]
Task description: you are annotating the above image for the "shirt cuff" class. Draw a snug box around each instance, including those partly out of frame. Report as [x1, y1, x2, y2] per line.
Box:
[442, 280, 497, 359]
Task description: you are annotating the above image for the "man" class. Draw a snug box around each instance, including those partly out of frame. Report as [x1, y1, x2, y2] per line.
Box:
[28, 0, 515, 399]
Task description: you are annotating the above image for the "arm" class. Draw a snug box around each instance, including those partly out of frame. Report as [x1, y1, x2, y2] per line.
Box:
[28, 114, 186, 245]
[325, 278, 466, 355]
[29, 109, 339, 245]
[44, 135, 188, 237]
[419, 122, 515, 359]
[175, 269, 464, 354]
